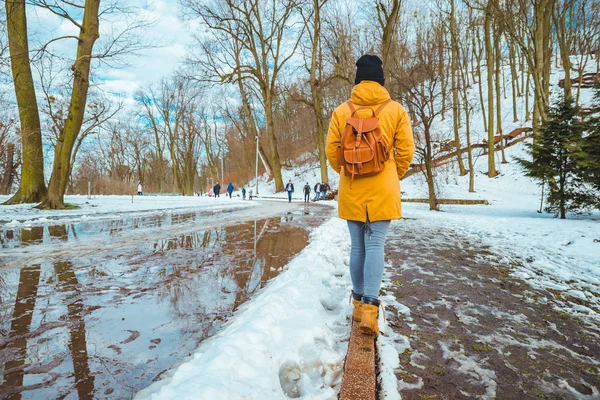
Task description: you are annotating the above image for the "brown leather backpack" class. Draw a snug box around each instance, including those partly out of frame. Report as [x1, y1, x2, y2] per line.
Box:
[336, 99, 392, 186]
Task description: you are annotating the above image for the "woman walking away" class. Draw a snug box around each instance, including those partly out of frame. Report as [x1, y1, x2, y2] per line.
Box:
[227, 182, 234, 199]
[326, 54, 415, 335]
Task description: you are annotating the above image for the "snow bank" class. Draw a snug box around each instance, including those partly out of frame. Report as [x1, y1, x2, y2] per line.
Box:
[136, 218, 354, 400]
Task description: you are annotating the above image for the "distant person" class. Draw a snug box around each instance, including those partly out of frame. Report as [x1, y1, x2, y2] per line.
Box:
[137, 182, 143, 196]
[285, 179, 294, 203]
[325, 54, 415, 336]
[320, 182, 328, 200]
[313, 182, 321, 201]
[227, 182, 234, 199]
[249, 189, 253, 200]
[303, 182, 311, 203]
[213, 183, 221, 198]
[242, 187, 247, 200]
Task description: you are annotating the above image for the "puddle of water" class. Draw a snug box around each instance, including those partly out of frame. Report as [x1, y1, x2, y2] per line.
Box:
[0, 208, 330, 399]
[0, 211, 234, 250]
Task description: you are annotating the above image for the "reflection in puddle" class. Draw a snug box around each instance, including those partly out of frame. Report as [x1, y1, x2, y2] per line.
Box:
[0, 211, 224, 249]
[0, 211, 327, 399]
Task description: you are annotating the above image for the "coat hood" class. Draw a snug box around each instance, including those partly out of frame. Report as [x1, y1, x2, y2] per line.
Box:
[350, 81, 391, 106]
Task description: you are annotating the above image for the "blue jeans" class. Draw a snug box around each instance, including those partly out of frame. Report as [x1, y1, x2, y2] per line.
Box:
[321, 191, 326, 199]
[287, 191, 292, 202]
[347, 219, 391, 302]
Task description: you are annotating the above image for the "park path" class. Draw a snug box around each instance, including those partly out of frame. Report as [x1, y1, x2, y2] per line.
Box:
[381, 222, 600, 400]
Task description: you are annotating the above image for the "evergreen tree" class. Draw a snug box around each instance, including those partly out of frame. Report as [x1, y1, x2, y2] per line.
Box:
[518, 96, 597, 219]
[580, 86, 600, 192]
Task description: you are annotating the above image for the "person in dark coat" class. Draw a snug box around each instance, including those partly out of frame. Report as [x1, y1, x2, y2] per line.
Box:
[303, 182, 311, 203]
[213, 183, 221, 198]
[242, 187, 247, 200]
[285, 179, 294, 203]
[227, 182, 234, 198]
[313, 182, 321, 201]
[321, 182, 329, 200]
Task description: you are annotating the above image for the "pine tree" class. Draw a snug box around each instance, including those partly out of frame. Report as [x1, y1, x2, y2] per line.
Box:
[579, 86, 600, 192]
[518, 96, 597, 219]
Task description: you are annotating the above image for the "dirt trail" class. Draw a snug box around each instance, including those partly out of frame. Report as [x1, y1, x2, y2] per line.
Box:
[382, 223, 600, 400]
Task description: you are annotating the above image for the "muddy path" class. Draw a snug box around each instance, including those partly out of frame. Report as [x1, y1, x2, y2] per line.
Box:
[0, 201, 334, 399]
[382, 222, 600, 400]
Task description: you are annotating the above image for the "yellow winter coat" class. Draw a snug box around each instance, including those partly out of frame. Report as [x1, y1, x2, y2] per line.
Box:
[326, 81, 415, 222]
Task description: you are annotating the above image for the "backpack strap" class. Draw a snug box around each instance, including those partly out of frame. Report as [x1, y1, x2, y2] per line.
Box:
[347, 99, 391, 117]
[346, 101, 355, 114]
[374, 99, 392, 116]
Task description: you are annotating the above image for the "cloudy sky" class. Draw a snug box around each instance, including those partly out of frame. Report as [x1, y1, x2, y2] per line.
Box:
[26, 0, 194, 106]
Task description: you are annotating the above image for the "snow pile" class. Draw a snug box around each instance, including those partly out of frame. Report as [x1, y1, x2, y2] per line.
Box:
[136, 218, 354, 400]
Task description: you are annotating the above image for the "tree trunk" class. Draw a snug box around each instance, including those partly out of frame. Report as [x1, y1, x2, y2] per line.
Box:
[485, 4, 498, 177]
[264, 92, 284, 192]
[451, 0, 467, 176]
[474, 31, 487, 132]
[554, 7, 572, 100]
[424, 124, 437, 211]
[309, 0, 328, 184]
[525, 69, 531, 121]
[495, 24, 507, 164]
[378, 0, 401, 85]
[508, 40, 519, 122]
[236, 78, 273, 179]
[39, 0, 100, 209]
[3, 0, 47, 205]
[0, 143, 17, 194]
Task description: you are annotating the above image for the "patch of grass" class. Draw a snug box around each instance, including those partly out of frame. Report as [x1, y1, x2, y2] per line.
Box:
[432, 365, 446, 376]
[509, 259, 524, 268]
[37, 203, 80, 210]
[471, 343, 494, 352]
[519, 369, 531, 376]
[398, 371, 418, 383]
[528, 387, 549, 399]
[400, 349, 412, 365]
[416, 395, 439, 400]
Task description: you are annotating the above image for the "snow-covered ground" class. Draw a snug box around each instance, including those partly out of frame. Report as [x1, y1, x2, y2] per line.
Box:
[0, 195, 258, 227]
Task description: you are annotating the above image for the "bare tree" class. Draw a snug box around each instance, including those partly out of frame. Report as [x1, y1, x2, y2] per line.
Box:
[450, 0, 468, 175]
[397, 18, 448, 210]
[2, 0, 47, 204]
[376, 0, 402, 84]
[297, 0, 329, 183]
[184, 0, 305, 192]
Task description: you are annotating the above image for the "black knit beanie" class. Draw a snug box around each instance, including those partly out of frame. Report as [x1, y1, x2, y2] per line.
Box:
[355, 54, 385, 86]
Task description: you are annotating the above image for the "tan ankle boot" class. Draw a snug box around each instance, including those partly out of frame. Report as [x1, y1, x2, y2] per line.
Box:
[352, 299, 362, 322]
[360, 304, 379, 335]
